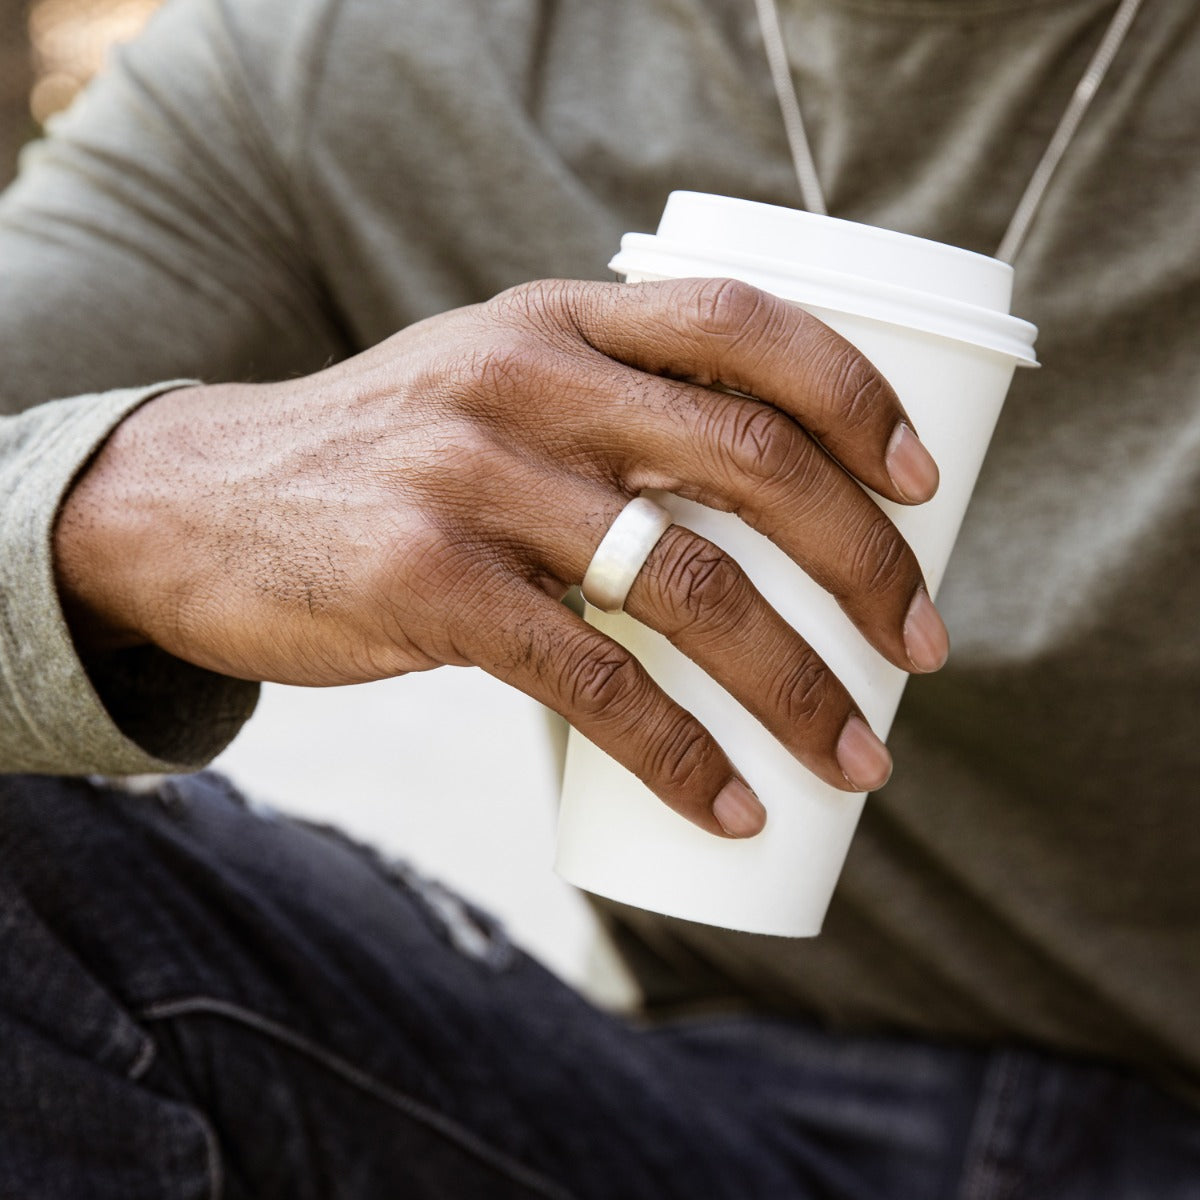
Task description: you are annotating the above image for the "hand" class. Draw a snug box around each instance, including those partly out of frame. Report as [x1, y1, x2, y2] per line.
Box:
[55, 277, 945, 837]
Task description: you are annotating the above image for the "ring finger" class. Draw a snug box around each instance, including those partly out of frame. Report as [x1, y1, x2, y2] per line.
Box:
[480, 478, 893, 816]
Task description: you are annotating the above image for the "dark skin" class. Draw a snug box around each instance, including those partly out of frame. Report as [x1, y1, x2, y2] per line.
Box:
[53, 276, 946, 839]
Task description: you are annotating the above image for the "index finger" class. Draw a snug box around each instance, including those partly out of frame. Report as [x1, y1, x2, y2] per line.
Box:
[562, 276, 939, 505]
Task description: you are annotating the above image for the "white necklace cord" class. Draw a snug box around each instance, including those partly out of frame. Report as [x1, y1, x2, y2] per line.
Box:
[753, 0, 827, 215]
[754, 0, 1145, 264]
[996, 0, 1145, 263]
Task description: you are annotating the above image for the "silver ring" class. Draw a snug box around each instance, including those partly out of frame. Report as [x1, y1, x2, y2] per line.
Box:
[581, 496, 673, 614]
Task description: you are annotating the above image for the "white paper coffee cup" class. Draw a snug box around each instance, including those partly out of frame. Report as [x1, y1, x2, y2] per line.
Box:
[555, 191, 1038, 937]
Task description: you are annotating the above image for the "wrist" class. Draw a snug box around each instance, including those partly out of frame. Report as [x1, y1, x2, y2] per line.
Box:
[52, 386, 199, 658]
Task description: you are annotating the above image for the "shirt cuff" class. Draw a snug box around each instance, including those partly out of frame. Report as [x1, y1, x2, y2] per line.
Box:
[0, 383, 259, 775]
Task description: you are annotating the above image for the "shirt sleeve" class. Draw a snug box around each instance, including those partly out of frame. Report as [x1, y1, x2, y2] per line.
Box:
[0, 383, 266, 773]
[0, 0, 347, 774]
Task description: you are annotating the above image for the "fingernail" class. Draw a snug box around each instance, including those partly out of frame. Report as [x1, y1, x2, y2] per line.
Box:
[836, 715, 893, 791]
[904, 587, 950, 673]
[886, 422, 939, 503]
[712, 778, 767, 838]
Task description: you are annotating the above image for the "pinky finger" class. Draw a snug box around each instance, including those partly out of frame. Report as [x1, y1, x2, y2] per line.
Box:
[472, 585, 767, 839]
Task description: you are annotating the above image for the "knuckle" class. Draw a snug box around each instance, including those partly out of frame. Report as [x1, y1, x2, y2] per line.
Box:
[847, 512, 909, 596]
[490, 278, 568, 320]
[559, 637, 643, 718]
[487, 279, 587, 343]
[820, 337, 890, 433]
[466, 336, 530, 402]
[689, 277, 768, 341]
[717, 404, 804, 485]
[644, 712, 716, 794]
[653, 533, 749, 627]
[773, 651, 831, 729]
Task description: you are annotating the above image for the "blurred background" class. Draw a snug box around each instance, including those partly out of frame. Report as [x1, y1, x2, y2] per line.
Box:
[1, 0, 634, 1004]
[2, 0, 160, 184]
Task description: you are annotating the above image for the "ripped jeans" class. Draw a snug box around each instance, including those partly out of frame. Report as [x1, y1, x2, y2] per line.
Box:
[3, 772, 1200, 1200]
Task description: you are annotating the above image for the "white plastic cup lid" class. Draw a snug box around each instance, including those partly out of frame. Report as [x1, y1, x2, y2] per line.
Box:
[609, 192, 1038, 365]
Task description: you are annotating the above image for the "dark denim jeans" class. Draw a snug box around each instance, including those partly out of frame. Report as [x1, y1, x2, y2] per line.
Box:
[3, 771, 1199, 1199]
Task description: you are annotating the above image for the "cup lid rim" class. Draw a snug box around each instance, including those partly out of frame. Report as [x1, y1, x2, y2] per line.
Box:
[610, 234, 1039, 366]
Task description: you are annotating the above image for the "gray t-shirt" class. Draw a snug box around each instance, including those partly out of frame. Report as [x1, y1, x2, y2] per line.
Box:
[1, 0, 1197, 1101]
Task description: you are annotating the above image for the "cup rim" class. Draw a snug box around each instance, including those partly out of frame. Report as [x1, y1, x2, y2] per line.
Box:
[610, 235, 1039, 366]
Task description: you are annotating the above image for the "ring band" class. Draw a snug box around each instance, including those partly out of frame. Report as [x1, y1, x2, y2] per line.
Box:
[581, 496, 674, 614]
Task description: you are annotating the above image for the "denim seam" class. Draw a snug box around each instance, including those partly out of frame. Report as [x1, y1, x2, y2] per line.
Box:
[191, 1106, 225, 1200]
[123, 1024, 223, 1199]
[956, 1051, 1028, 1200]
[126, 1033, 157, 1081]
[139, 995, 578, 1200]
